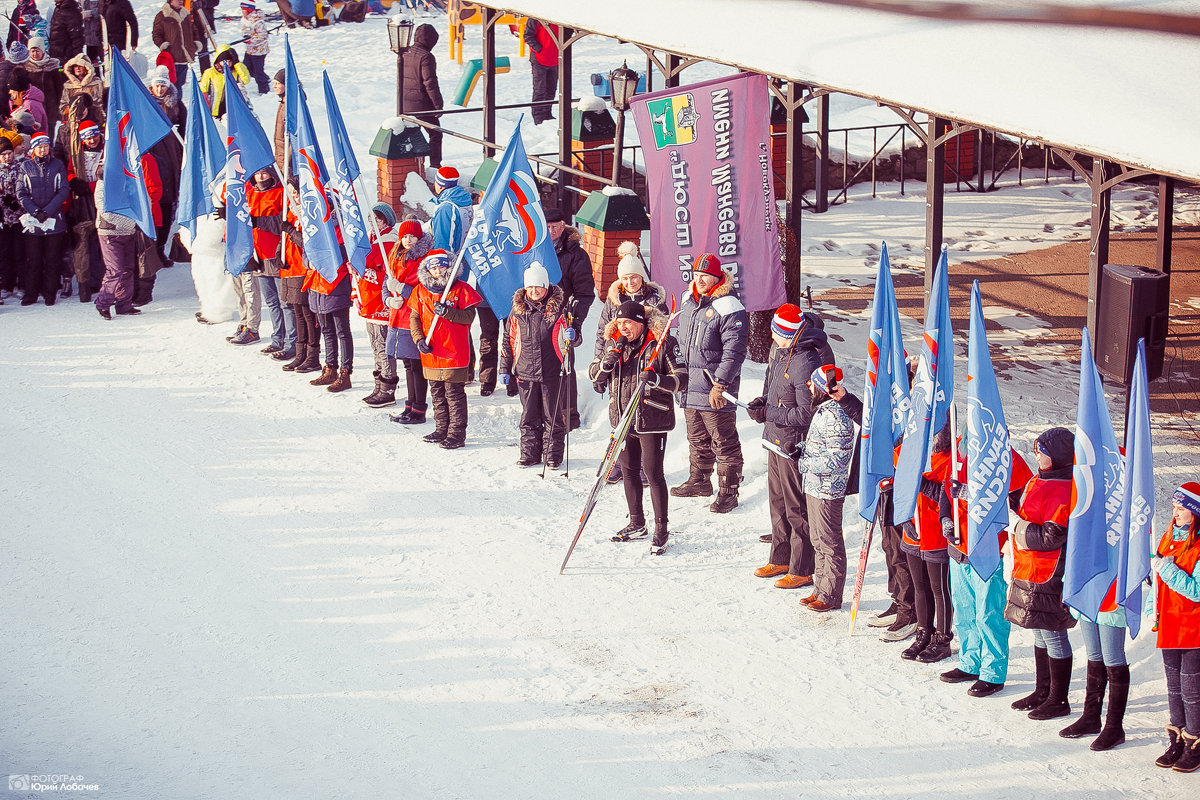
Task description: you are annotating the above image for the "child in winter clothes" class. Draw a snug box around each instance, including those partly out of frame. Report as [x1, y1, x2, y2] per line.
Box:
[303, 237, 354, 393]
[385, 218, 432, 424]
[500, 263, 574, 469]
[428, 166, 472, 254]
[8, 69, 48, 134]
[1006, 426, 1077, 720]
[357, 202, 399, 407]
[239, 2, 271, 95]
[0, 139, 24, 298]
[246, 169, 294, 357]
[1152, 482, 1200, 772]
[409, 249, 481, 449]
[199, 45, 251, 119]
[280, 179, 320, 373]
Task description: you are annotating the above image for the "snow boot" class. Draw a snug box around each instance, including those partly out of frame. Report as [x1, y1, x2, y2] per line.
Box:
[670, 468, 713, 497]
[295, 344, 322, 374]
[282, 347, 308, 372]
[709, 469, 740, 513]
[612, 520, 648, 541]
[605, 461, 623, 484]
[901, 627, 933, 661]
[327, 368, 353, 393]
[1090, 664, 1128, 751]
[1012, 646, 1051, 711]
[916, 631, 953, 663]
[650, 521, 669, 554]
[1174, 732, 1200, 773]
[1157, 726, 1186, 768]
[401, 403, 427, 425]
[361, 371, 384, 405]
[374, 376, 399, 407]
[1028, 655, 1073, 720]
[423, 429, 447, 443]
[310, 364, 338, 387]
[1059, 660, 1106, 739]
[390, 402, 413, 423]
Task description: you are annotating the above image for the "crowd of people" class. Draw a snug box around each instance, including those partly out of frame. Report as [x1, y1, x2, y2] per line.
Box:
[1, 0, 1197, 775]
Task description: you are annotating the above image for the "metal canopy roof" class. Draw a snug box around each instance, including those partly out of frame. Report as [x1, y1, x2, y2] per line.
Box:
[491, 0, 1200, 182]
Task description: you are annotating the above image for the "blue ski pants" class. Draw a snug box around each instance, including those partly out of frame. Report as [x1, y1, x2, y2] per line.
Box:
[949, 558, 1011, 683]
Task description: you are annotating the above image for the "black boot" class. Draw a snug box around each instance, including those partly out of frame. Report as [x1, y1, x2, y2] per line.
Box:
[361, 370, 382, 404]
[390, 402, 413, 423]
[612, 519, 647, 541]
[282, 345, 307, 372]
[374, 375, 399, 408]
[901, 627, 933, 661]
[651, 520, 669, 553]
[671, 468, 713, 497]
[709, 469, 740, 513]
[1012, 646, 1051, 711]
[1028, 655, 1073, 720]
[1157, 726, 1186, 768]
[295, 344, 322, 373]
[1175, 732, 1200, 773]
[915, 631, 953, 663]
[1090, 664, 1128, 751]
[1060, 660, 1106, 738]
[400, 403, 427, 425]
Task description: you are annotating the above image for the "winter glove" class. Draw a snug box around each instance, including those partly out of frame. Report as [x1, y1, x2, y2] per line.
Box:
[386, 277, 403, 294]
[499, 373, 511, 386]
[600, 337, 626, 371]
[639, 368, 661, 388]
[385, 295, 404, 309]
[746, 396, 766, 424]
[947, 479, 966, 500]
[416, 339, 432, 355]
[69, 177, 89, 195]
[433, 301, 450, 317]
[708, 383, 728, 410]
[941, 517, 960, 546]
[215, 206, 226, 220]
[34, 210, 47, 223]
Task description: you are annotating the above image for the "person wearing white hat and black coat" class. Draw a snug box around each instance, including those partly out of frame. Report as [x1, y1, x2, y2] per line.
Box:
[546, 208, 595, 429]
[500, 263, 575, 469]
[589, 300, 688, 551]
[17, 132, 68, 306]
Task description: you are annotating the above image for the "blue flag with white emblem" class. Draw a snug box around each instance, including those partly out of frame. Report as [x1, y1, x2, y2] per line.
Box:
[322, 71, 370, 277]
[965, 280, 1012, 581]
[1065, 327, 1126, 620]
[462, 123, 561, 319]
[1116, 339, 1154, 637]
[892, 247, 955, 523]
[223, 66, 276, 276]
[858, 244, 910, 521]
[102, 49, 171, 237]
[176, 70, 225, 238]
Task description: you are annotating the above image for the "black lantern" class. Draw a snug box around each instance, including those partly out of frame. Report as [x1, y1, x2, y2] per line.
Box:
[387, 16, 415, 116]
[608, 61, 639, 186]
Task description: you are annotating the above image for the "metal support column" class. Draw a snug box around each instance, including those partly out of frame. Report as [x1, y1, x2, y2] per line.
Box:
[481, 7, 497, 158]
[556, 26, 574, 213]
[783, 81, 804, 259]
[1156, 175, 1175, 275]
[814, 93, 830, 213]
[924, 117, 946, 299]
[1087, 159, 1114, 339]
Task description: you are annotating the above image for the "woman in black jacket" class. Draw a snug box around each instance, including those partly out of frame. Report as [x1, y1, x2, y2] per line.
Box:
[400, 24, 443, 167]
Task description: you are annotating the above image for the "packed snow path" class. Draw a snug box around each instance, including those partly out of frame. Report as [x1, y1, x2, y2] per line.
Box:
[0, 267, 1187, 799]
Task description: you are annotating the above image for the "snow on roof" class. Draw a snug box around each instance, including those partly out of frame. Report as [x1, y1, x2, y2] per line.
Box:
[499, 0, 1200, 181]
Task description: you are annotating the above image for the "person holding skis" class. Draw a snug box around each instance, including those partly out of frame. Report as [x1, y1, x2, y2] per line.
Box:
[499, 262, 573, 470]
[746, 304, 835, 589]
[1151, 482, 1200, 772]
[672, 252, 748, 514]
[588, 300, 687, 553]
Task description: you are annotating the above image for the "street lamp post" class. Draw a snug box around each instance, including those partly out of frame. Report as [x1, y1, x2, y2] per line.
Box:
[608, 61, 639, 187]
[387, 16, 415, 117]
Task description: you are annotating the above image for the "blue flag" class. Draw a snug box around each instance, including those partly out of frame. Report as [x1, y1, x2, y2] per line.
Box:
[176, 70, 225, 238]
[223, 66, 276, 276]
[462, 124, 562, 319]
[1116, 339, 1154, 637]
[102, 49, 171, 237]
[322, 71, 370, 277]
[1065, 327, 1126, 620]
[893, 247, 955, 523]
[285, 60, 342, 282]
[858, 244, 910, 521]
[964, 280, 1012, 581]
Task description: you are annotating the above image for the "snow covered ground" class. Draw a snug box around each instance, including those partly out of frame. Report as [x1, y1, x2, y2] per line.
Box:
[3, 4, 1200, 799]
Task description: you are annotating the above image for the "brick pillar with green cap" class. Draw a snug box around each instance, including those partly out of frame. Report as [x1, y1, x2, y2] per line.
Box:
[369, 122, 431, 211]
[574, 189, 651, 292]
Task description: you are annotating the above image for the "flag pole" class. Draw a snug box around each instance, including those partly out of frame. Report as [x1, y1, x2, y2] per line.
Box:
[949, 398, 962, 537]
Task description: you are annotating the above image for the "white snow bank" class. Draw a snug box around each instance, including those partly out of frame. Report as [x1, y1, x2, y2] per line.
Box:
[573, 95, 609, 113]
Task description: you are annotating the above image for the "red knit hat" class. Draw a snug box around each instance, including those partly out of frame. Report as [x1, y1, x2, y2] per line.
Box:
[694, 252, 724, 279]
[78, 120, 101, 142]
[771, 303, 805, 339]
[810, 364, 843, 394]
[434, 167, 460, 189]
[1174, 482, 1200, 518]
[397, 219, 423, 239]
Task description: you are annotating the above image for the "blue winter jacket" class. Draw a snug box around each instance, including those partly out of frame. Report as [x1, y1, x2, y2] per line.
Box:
[674, 277, 748, 410]
[430, 185, 473, 254]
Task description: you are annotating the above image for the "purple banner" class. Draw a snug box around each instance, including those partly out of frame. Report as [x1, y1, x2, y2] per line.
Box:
[630, 72, 785, 312]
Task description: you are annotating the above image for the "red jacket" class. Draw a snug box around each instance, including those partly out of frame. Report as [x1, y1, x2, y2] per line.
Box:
[1012, 473, 1072, 585]
[901, 448, 953, 552]
[142, 155, 163, 227]
[356, 226, 397, 323]
[281, 208, 305, 278]
[409, 280, 481, 371]
[1156, 526, 1200, 650]
[524, 20, 558, 68]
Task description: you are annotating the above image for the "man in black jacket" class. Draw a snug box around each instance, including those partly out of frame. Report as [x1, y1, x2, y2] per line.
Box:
[49, 0, 84, 63]
[545, 208, 595, 429]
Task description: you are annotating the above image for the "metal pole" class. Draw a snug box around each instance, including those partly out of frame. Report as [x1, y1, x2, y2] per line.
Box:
[396, 49, 405, 116]
[611, 108, 625, 187]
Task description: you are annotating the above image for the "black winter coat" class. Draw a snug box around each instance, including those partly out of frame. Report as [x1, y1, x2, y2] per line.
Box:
[553, 226, 595, 326]
[675, 277, 748, 410]
[758, 313, 836, 455]
[17, 154, 69, 235]
[400, 25, 442, 118]
[500, 285, 568, 384]
[589, 307, 688, 435]
[49, 0, 84, 62]
[593, 277, 668, 359]
[102, 0, 138, 49]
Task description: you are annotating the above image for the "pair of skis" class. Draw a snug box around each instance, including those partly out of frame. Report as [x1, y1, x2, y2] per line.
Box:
[559, 300, 677, 572]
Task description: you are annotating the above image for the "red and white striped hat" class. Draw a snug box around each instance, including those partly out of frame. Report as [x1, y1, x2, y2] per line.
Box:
[78, 121, 101, 141]
[771, 303, 805, 339]
[29, 132, 50, 149]
[1173, 482, 1200, 518]
[434, 166, 460, 189]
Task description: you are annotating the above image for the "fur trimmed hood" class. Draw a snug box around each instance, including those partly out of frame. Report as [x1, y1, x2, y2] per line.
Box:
[602, 304, 668, 345]
[416, 251, 466, 293]
[509, 284, 564, 316]
[63, 54, 99, 90]
[605, 276, 666, 307]
[556, 225, 583, 249]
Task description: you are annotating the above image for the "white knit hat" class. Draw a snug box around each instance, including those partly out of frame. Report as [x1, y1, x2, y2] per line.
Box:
[523, 262, 550, 289]
[616, 241, 647, 280]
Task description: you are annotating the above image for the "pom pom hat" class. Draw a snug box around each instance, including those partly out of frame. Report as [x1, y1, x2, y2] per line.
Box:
[434, 167, 460, 189]
[421, 249, 451, 271]
[771, 303, 805, 339]
[616, 241, 648, 280]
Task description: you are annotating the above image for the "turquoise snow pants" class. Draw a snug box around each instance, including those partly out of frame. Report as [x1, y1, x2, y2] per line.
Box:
[949, 558, 1011, 683]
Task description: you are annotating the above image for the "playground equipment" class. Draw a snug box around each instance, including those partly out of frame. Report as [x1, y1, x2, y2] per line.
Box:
[451, 55, 511, 106]
[447, 0, 524, 64]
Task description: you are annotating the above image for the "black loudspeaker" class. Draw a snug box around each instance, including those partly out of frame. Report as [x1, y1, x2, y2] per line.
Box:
[1095, 264, 1169, 384]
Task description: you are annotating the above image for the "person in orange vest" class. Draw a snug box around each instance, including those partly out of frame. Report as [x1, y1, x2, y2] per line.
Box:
[357, 202, 399, 408]
[246, 168, 293, 358]
[279, 179, 319, 373]
[408, 249, 481, 450]
[385, 219, 432, 425]
[1006, 427, 1077, 721]
[1152, 482, 1200, 772]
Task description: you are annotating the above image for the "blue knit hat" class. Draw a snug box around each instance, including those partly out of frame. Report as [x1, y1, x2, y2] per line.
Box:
[372, 202, 396, 228]
[7, 42, 29, 64]
[809, 364, 842, 395]
[434, 166, 459, 190]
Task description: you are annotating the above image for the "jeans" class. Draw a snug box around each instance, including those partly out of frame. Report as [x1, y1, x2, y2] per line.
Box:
[319, 307, 353, 369]
[1163, 648, 1200, 735]
[949, 559, 1011, 682]
[1033, 628, 1072, 659]
[1078, 617, 1127, 667]
[257, 275, 295, 350]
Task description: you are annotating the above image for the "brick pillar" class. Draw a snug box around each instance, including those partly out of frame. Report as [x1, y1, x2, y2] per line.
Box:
[581, 227, 643, 291]
[770, 121, 787, 200]
[571, 138, 614, 194]
[377, 156, 425, 211]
